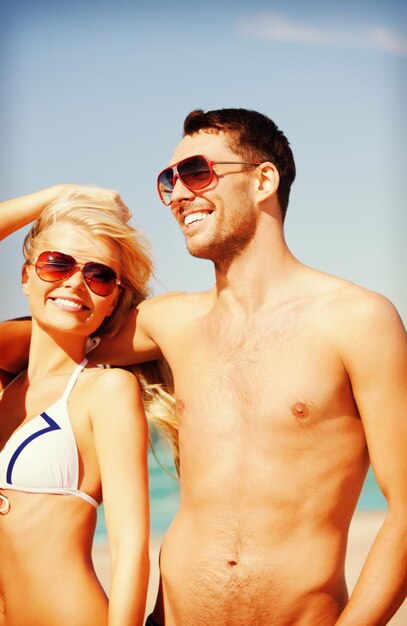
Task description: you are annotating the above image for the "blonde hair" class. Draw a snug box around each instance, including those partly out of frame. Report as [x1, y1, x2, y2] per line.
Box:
[24, 186, 179, 469]
[134, 360, 179, 475]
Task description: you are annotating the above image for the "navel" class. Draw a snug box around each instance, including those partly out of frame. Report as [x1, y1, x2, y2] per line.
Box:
[291, 402, 310, 420]
[176, 398, 185, 417]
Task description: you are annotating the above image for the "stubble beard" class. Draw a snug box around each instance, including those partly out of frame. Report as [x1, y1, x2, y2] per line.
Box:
[185, 202, 257, 272]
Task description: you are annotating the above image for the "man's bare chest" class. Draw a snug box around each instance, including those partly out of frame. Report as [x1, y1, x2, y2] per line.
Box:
[166, 313, 355, 429]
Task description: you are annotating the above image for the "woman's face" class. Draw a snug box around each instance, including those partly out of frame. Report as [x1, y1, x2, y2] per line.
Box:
[22, 223, 121, 338]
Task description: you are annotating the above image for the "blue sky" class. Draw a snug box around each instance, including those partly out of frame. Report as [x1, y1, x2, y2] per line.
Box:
[1, 0, 406, 324]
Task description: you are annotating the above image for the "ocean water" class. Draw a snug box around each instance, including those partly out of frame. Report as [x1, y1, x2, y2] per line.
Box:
[95, 445, 179, 543]
[94, 449, 386, 543]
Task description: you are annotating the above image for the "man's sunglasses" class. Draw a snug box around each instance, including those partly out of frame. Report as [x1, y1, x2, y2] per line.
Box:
[31, 251, 121, 297]
[157, 154, 261, 205]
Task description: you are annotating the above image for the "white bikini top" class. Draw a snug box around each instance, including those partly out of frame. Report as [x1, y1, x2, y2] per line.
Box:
[0, 358, 99, 508]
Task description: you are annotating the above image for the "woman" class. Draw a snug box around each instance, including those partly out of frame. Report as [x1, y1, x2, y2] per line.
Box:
[0, 185, 174, 625]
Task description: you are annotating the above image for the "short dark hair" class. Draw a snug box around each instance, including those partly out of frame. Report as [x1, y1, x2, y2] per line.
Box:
[183, 108, 296, 221]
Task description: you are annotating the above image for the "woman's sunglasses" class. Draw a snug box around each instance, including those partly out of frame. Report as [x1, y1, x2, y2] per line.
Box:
[157, 154, 261, 206]
[32, 251, 121, 297]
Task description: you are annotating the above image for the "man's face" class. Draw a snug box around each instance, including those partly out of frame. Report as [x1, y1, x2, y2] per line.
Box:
[165, 131, 259, 264]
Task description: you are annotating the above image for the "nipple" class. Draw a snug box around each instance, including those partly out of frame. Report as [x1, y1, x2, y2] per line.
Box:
[176, 398, 185, 417]
[291, 402, 310, 420]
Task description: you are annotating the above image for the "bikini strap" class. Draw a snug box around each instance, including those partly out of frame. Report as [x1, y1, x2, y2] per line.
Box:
[61, 358, 88, 400]
[0, 370, 25, 398]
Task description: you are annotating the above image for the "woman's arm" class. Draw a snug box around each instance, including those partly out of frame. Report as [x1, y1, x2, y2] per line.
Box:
[0, 185, 124, 371]
[0, 184, 126, 241]
[0, 319, 31, 374]
[0, 186, 72, 368]
[0, 185, 71, 240]
[90, 368, 150, 626]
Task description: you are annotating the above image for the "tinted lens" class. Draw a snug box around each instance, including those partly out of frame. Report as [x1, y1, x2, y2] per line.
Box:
[82, 262, 118, 296]
[178, 155, 212, 189]
[35, 251, 118, 297]
[157, 168, 175, 205]
[157, 155, 213, 205]
[35, 251, 75, 282]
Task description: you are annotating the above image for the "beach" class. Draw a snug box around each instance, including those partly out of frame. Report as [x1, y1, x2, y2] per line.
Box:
[93, 510, 406, 624]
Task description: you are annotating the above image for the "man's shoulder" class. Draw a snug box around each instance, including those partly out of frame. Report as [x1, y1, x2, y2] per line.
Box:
[309, 270, 404, 339]
[327, 278, 398, 320]
[138, 289, 214, 316]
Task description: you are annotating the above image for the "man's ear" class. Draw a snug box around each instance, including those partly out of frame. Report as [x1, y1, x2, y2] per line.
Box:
[21, 264, 30, 295]
[255, 162, 280, 202]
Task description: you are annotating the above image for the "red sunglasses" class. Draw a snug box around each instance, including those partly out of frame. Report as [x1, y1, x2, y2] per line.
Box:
[32, 251, 121, 297]
[157, 154, 261, 205]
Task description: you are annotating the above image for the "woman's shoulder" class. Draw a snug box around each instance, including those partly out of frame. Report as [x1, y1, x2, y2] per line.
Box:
[81, 365, 141, 396]
[77, 366, 145, 427]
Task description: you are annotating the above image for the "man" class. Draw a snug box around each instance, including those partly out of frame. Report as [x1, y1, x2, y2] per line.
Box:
[1, 109, 407, 625]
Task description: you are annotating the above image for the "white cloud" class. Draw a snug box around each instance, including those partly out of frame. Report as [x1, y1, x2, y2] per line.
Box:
[236, 11, 407, 56]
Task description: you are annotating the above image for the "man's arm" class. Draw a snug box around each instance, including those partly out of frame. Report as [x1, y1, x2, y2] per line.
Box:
[89, 299, 164, 365]
[0, 319, 31, 374]
[336, 293, 407, 625]
[0, 296, 166, 374]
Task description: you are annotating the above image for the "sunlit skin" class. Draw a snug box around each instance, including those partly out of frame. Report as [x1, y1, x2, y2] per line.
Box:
[0, 220, 149, 626]
[23, 225, 120, 348]
[94, 130, 406, 626]
[169, 134, 261, 266]
[1, 138, 406, 626]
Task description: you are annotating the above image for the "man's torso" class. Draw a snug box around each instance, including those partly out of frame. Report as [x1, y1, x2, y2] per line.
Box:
[146, 273, 370, 625]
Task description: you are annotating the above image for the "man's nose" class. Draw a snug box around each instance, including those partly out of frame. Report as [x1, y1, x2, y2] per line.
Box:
[171, 173, 196, 204]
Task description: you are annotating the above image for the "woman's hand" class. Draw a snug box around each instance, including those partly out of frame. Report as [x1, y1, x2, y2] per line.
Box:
[0, 184, 130, 240]
[0, 184, 72, 240]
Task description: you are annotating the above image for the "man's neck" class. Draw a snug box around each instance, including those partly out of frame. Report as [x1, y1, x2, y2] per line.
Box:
[213, 225, 301, 315]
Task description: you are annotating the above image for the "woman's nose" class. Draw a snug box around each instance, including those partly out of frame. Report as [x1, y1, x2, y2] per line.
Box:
[63, 266, 87, 289]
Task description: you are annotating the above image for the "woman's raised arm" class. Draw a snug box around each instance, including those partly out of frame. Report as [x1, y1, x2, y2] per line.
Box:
[0, 185, 73, 240]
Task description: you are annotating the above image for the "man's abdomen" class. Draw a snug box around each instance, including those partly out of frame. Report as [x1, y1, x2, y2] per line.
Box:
[158, 511, 349, 626]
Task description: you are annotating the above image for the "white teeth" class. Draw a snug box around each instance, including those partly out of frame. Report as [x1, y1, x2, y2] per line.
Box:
[53, 298, 85, 311]
[184, 211, 210, 226]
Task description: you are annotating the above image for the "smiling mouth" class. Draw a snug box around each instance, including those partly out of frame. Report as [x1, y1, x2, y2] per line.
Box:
[51, 297, 90, 312]
[183, 211, 213, 227]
